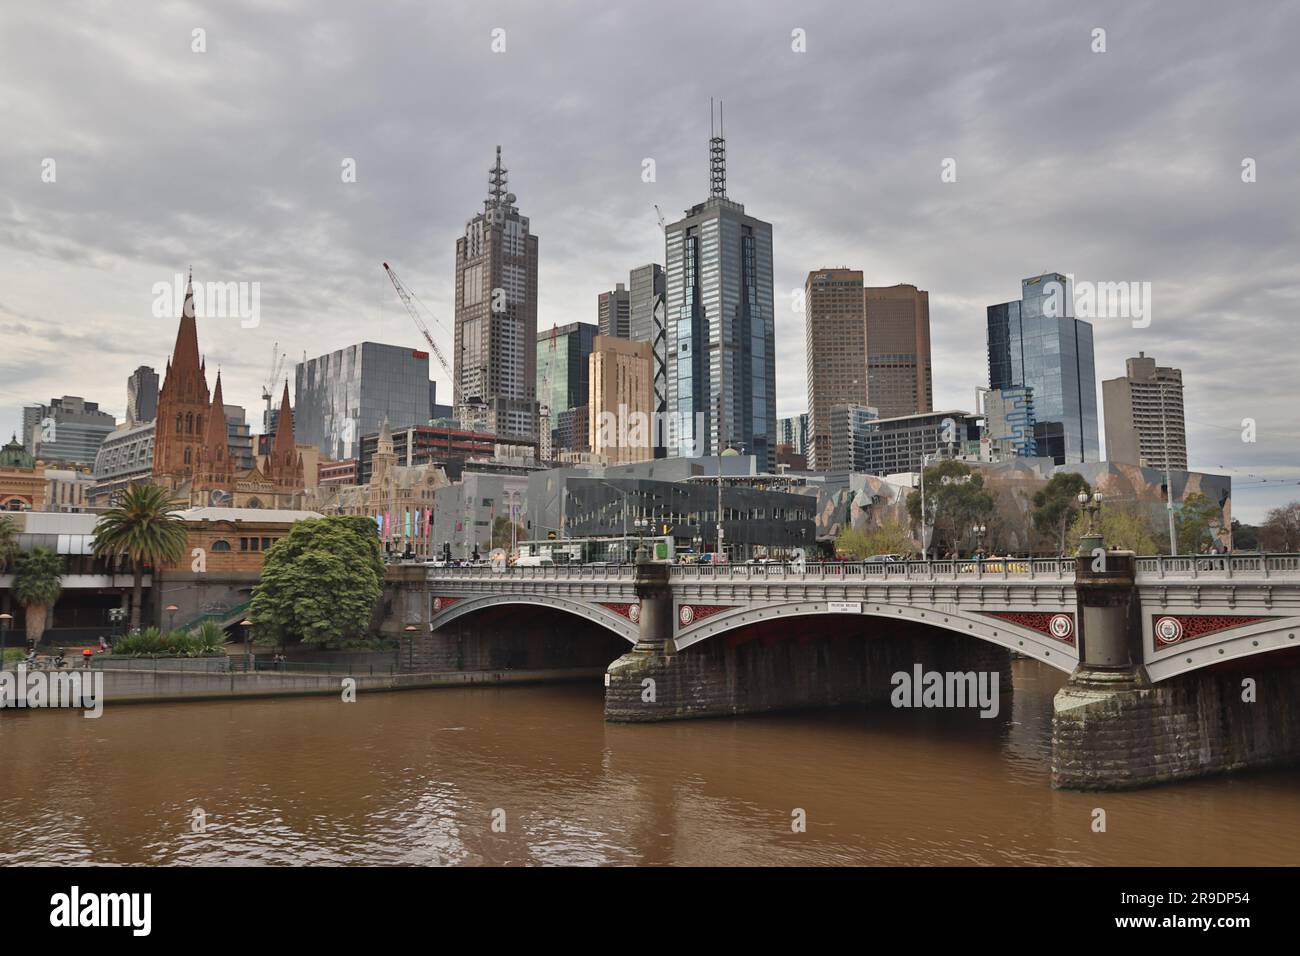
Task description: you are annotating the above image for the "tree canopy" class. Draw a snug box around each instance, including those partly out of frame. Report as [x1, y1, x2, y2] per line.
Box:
[905, 460, 995, 557]
[249, 515, 385, 645]
[1031, 472, 1092, 556]
[835, 520, 916, 560]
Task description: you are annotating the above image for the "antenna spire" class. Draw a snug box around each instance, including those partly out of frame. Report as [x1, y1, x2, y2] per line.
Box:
[488, 145, 508, 208]
[709, 99, 727, 199]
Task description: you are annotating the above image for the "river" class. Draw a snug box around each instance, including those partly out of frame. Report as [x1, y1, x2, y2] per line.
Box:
[2, 659, 1297, 866]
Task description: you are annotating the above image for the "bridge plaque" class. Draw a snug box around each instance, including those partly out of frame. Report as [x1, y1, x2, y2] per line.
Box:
[827, 601, 862, 614]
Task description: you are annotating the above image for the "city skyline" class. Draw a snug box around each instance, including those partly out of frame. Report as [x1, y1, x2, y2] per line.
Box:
[1, 2, 1297, 520]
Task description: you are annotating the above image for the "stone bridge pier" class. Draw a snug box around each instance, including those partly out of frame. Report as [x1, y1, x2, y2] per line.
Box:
[604, 563, 1012, 722]
[1051, 551, 1300, 789]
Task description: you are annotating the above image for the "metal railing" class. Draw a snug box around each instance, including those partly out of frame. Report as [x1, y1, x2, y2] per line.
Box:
[1132, 553, 1300, 579]
[426, 564, 638, 580]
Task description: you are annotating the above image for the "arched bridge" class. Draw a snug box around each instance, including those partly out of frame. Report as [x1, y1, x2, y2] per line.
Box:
[424, 554, 1300, 682]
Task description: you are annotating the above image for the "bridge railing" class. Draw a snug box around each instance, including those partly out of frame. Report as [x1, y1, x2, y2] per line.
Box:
[425, 564, 638, 581]
[668, 558, 1074, 581]
[1133, 553, 1300, 580]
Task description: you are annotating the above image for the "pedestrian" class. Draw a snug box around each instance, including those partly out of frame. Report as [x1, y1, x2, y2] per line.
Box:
[81, 647, 93, 668]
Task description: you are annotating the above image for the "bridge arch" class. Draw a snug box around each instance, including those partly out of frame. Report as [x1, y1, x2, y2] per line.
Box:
[433, 592, 640, 645]
[1145, 614, 1300, 681]
[671, 600, 1079, 674]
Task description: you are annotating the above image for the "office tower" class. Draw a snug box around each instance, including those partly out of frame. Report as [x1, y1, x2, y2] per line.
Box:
[987, 273, 1099, 465]
[664, 104, 776, 469]
[294, 342, 433, 460]
[828, 403, 879, 472]
[629, 263, 668, 451]
[864, 283, 932, 418]
[223, 404, 256, 471]
[126, 366, 159, 425]
[778, 413, 809, 456]
[589, 335, 654, 465]
[983, 386, 1038, 459]
[598, 283, 631, 338]
[805, 269, 867, 468]
[1102, 352, 1187, 470]
[453, 145, 540, 444]
[21, 396, 116, 467]
[835, 408, 983, 476]
[536, 322, 598, 418]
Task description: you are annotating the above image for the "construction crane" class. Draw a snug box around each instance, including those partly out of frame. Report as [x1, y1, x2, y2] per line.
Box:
[654, 204, 666, 231]
[382, 262, 452, 381]
[261, 341, 286, 413]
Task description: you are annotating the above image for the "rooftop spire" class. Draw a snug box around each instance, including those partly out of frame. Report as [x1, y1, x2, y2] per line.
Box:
[488, 145, 508, 207]
[709, 98, 726, 199]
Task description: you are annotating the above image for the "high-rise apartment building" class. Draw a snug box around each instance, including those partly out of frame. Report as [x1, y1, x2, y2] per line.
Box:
[665, 107, 776, 469]
[805, 269, 867, 468]
[629, 263, 668, 448]
[453, 146, 540, 444]
[126, 366, 159, 425]
[589, 335, 654, 465]
[598, 283, 631, 338]
[295, 342, 434, 460]
[1102, 352, 1187, 471]
[864, 284, 932, 419]
[22, 396, 117, 467]
[987, 273, 1099, 465]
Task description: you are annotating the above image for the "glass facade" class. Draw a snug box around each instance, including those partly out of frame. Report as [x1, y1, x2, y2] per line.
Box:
[987, 274, 1099, 464]
[535, 322, 597, 418]
[294, 342, 433, 460]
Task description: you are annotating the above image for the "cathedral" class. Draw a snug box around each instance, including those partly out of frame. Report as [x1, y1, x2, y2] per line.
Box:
[153, 274, 306, 509]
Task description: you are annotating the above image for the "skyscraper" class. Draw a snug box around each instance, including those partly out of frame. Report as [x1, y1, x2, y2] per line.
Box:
[536, 322, 598, 420]
[597, 283, 631, 338]
[805, 268, 867, 469]
[454, 146, 540, 444]
[126, 366, 159, 425]
[1102, 352, 1187, 470]
[864, 283, 932, 419]
[664, 105, 776, 468]
[629, 263, 668, 455]
[21, 396, 115, 467]
[987, 273, 1099, 465]
[589, 335, 654, 465]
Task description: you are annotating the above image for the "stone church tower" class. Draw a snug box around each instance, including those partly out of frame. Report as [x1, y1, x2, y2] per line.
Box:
[152, 274, 211, 484]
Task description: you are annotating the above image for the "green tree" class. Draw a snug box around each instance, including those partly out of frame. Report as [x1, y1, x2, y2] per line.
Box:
[835, 520, 917, 559]
[906, 460, 995, 557]
[1175, 492, 1222, 553]
[491, 515, 525, 550]
[0, 514, 18, 572]
[1031, 473, 1092, 556]
[13, 545, 63, 644]
[1230, 519, 1259, 551]
[249, 515, 384, 646]
[92, 483, 188, 631]
[1067, 502, 1160, 556]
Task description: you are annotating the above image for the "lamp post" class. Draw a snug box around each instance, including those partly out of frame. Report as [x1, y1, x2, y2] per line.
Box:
[108, 606, 126, 646]
[239, 618, 253, 672]
[1076, 490, 1104, 555]
[972, 523, 987, 559]
[0, 613, 12, 669]
[634, 516, 650, 564]
[165, 604, 179, 633]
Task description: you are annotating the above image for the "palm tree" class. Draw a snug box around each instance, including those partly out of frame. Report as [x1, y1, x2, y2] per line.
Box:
[0, 514, 17, 572]
[92, 483, 188, 631]
[13, 546, 63, 644]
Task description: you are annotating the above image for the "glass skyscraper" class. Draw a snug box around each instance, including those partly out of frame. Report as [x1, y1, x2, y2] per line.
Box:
[987, 273, 1099, 464]
[536, 321, 597, 417]
[664, 115, 776, 469]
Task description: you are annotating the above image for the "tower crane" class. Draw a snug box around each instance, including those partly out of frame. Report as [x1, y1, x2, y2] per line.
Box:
[382, 262, 453, 381]
[261, 341, 287, 413]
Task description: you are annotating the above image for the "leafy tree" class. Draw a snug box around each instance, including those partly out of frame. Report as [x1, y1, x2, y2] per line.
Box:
[1174, 492, 1223, 553]
[1031, 473, 1092, 556]
[1259, 502, 1300, 552]
[906, 460, 996, 557]
[1230, 519, 1259, 551]
[1067, 502, 1160, 555]
[13, 546, 63, 644]
[249, 515, 384, 646]
[491, 515, 525, 550]
[92, 483, 188, 631]
[835, 520, 917, 559]
[0, 515, 18, 572]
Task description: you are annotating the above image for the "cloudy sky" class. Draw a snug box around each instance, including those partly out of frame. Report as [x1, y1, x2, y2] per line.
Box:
[1, 0, 1297, 521]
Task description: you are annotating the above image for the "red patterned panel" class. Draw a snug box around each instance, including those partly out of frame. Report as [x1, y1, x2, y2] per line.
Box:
[677, 604, 735, 628]
[598, 602, 642, 624]
[1152, 614, 1271, 648]
[431, 596, 462, 614]
[981, 611, 1076, 645]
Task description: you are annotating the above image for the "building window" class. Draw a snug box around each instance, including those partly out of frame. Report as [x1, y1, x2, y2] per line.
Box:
[212, 540, 231, 552]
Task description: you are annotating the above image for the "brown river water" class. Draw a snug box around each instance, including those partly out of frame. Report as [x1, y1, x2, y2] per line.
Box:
[1, 659, 1297, 866]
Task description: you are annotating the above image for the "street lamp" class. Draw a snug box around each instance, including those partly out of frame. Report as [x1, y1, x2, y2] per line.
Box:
[165, 604, 179, 633]
[239, 618, 253, 671]
[972, 523, 987, 558]
[634, 516, 651, 563]
[1077, 491, 1104, 551]
[0, 613, 12, 669]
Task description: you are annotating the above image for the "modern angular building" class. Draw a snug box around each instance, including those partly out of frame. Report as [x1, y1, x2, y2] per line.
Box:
[983, 386, 1038, 460]
[1102, 352, 1187, 471]
[987, 273, 1099, 465]
[21, 396, 116, 467]
[536, 322, 598, 419]
[597, 283, 631, 338]
[629, 263, 668, 445]
[664, 109, 776, 469]
[864, 283, 932, 419]
[453, 146, 540, 444]
[294, 342, 433, 460]
[805, 269, 868, 469]
[126, 366, 159, 425]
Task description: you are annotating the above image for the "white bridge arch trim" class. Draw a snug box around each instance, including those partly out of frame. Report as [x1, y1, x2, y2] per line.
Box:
[1145, 614, 1300, 682]
[671, 601, 1079, 674]
[431, 593, 639, 644]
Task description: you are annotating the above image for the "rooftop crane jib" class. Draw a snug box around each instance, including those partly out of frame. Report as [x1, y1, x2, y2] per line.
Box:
[383, 262, 452, 380]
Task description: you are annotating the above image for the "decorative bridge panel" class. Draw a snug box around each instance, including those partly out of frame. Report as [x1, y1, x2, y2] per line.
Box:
[981, 611, 1076, 645]
[1151, 614, 1272, 648]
